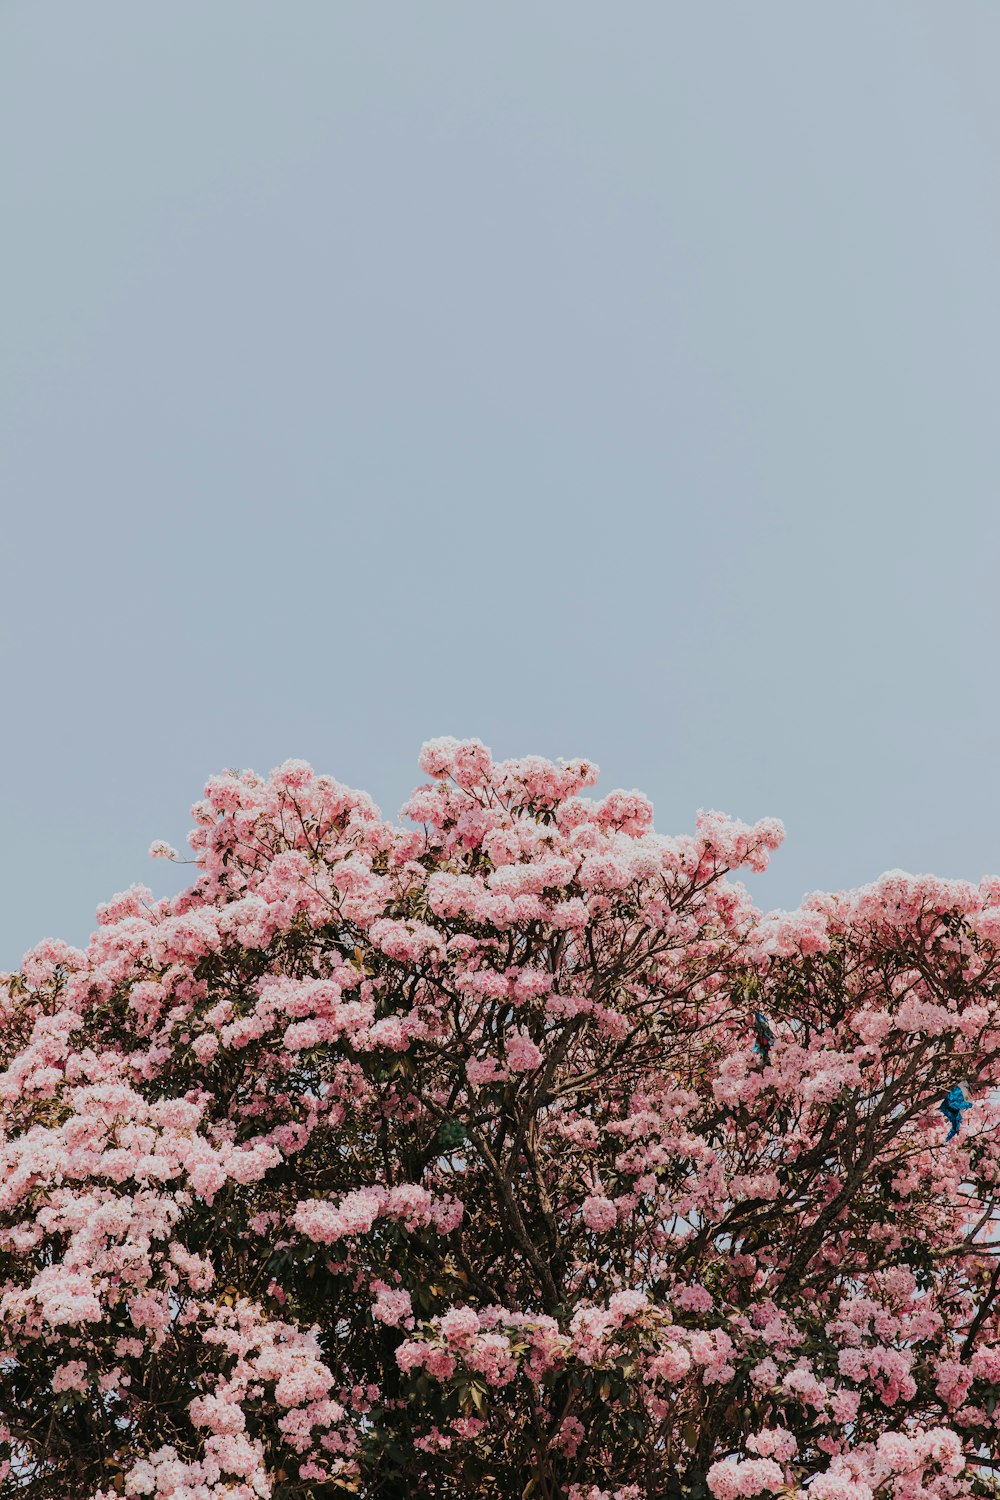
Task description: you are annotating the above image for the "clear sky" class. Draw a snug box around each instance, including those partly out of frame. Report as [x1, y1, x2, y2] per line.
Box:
[2, 3, 999, 969]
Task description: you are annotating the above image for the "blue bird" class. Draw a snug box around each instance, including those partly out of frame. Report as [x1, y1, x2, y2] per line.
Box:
[754, 1011, 774, 1064]
[940, 1085, 972, 1141]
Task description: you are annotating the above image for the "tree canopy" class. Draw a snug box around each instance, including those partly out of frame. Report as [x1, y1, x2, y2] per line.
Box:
[3, 739, 1000, 1500]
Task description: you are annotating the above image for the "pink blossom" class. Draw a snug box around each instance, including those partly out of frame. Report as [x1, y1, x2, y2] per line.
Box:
[506, 1031, 542, 1073]
[707, 1458, 785, 1498]
[372, 1286, 414, 1329]
[582, 1195, 618, 1231]
[148, 840, 179, 861]
[52, 1360, 88, 1393]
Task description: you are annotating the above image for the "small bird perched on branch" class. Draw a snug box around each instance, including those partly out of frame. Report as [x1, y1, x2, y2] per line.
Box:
[754, 1011, 775, 1066]
[940, 1083, 973, 1142]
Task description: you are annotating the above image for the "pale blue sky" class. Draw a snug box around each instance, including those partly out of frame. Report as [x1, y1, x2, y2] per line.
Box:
[3, 3, 999, 967]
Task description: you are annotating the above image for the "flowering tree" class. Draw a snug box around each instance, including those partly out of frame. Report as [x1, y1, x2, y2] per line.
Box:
[4, 739, 1000, 1500]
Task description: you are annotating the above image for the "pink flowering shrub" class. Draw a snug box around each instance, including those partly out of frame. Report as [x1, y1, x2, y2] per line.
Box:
[3, 739, 1000, 1498]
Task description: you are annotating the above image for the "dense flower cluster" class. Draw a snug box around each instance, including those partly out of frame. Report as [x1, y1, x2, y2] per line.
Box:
[3, 739, 1000, 1499]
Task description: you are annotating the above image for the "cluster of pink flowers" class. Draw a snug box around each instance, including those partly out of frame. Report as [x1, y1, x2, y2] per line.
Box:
[293, 1183, 463, 1244]
[706, 1457, 786, 1498]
